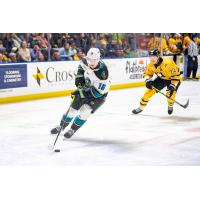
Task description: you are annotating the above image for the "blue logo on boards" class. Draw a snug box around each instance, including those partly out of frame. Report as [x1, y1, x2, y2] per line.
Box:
[0, 64, 27, 89]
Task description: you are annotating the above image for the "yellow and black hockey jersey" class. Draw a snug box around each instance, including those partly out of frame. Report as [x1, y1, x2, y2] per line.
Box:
[168, 37, 182, 54]
[144, 57, 181, 86]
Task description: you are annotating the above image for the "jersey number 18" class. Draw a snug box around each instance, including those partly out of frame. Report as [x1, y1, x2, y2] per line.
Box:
[98, 83, 106, 90]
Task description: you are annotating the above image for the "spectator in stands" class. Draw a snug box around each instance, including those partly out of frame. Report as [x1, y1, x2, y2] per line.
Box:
[0, 33, 198, 63]
[18, 41, 31, 62]
[99, 34, 108, 47]
[0, 53, 6, 63]
[168, 33, 183, 63]
[76, 33, 89, 52]
[90, 38, 100, 49]
[149, 35, 157, 51]
[149, 34, 169, 55]
[21, 33, 31, 43]
[71, 48, 84, 60]
[36, 33, 48, 49]
[186, 36, 199, 80]
[59, 42, 73, 60]
[30, 45, 40, 61]
[11, 46, 18, 54]
[29, 33, 40, 48]
[115, 44, 124, 58]
[96, 34, 108, 58]
[0, 40, 6, 53]
[0, 52, 8, 63]
[52, 51, 61, 61]
[122, 40, 131, 58]
[2, 34, 13, 53]
[106, 39, 118, 58]
[38, 52, 45, 62]
[112, 33, 125, 44]
[168, 34, 182, 54]
[60, 33, 71, 46]
[173, 33, 183, 52]
[70, 42, 78, 59]
[11, 33, 22, 48]
[183, 34, 191, 54]
[51, 44, 59, 51]
[8, 53, 17, 63]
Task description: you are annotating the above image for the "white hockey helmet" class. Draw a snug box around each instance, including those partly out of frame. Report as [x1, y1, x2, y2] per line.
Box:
[86, 48, 101, 69]
[86, 48, 101, 60]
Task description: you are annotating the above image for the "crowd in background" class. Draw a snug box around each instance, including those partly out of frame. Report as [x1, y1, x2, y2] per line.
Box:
[0, 33, 200, 64]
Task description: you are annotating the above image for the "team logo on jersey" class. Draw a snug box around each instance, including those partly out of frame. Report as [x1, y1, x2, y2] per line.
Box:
[164, 63, 168, 68]
[102, 71, 106, 79]
[33, 67, 45, 86]
[170, 68, 176, 74]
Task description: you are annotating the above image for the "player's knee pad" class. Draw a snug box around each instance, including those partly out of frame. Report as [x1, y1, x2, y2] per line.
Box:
[67, 107, 78, 118]
[143, 89, 156, 99]
[79, 104, 93, 120]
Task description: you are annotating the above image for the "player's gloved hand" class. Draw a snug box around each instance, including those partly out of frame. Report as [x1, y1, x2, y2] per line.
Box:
[75, 77, 85, 88]
[145, 78, 154, 89]
[168, 84, 176, 97]
[71, 90, 81, 97]
[81, 88, 96, 103]
[71, 88, 91, 99]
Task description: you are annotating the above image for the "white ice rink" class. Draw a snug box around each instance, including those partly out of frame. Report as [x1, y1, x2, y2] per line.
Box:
[0, 81, 200, 165]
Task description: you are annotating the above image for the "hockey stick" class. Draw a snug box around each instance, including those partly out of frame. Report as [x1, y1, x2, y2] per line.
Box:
[48, 107, 72, 151]
[48, 126, 62, 151]
[152, 86, 189, 109]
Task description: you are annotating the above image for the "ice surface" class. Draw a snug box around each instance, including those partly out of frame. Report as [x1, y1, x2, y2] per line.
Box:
[0, 81, 200, 165]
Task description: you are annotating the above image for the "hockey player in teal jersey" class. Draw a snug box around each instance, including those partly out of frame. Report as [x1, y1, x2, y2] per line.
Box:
[51, 48, 111, 139]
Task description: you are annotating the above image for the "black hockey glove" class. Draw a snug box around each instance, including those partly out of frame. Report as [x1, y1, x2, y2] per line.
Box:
[71, 90, 81, 98]
[75, 77, 85, 88]
[71, 88, 93, 100]
[168, 84, 176, 97]
[145, 78, 154, 89]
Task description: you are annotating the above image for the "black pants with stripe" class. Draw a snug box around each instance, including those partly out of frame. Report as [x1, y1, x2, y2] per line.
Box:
[71, 90, 107, 113]
[187, 55, 198, 78]
[153, 77, 181, 92]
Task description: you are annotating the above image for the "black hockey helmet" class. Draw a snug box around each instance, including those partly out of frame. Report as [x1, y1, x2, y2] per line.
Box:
[149, 49, 160, 57]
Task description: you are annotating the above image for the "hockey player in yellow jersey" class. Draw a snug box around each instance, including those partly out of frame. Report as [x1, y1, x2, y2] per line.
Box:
[132, 49, 181, 115]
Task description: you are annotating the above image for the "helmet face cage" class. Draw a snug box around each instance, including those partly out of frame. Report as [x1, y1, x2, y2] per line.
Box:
[149, 49, 160, 57]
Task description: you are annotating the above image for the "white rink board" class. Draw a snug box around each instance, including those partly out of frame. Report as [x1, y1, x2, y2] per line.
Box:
[0, 56, 199, 100]
[0, 58, 147, 99]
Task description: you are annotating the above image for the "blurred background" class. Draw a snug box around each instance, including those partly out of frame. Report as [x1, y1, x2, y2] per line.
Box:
[0, 33, 199, 63]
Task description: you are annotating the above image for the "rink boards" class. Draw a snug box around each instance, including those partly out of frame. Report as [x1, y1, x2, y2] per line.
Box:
[0, 56, 199, 103]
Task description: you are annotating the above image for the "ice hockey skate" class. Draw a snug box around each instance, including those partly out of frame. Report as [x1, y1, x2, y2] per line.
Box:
[50, 120, 69, 134]
[168, 106, 173, 115]
[132, 107, 143, 114]
[64, 129, 75, 139]
[51, 126, 61, 134]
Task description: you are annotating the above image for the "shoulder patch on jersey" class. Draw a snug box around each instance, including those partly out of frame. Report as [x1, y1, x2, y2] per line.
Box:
[101, 71, 107, 80]
[94, 62, 109, 80]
